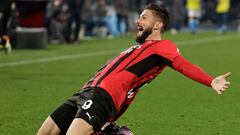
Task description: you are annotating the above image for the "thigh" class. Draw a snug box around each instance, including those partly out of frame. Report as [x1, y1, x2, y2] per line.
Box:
[50, 88, 116, 133]
[66, 118, 93, 135]
[50, 101, 78, 134]
[37, 116, 61, 135]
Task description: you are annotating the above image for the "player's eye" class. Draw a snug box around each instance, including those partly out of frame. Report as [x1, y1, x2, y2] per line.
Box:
[142, 15, 147, 20]
[139, 14, 147, 20]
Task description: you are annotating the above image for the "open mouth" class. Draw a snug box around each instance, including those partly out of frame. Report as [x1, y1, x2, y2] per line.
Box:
[137, 25, 144, 31]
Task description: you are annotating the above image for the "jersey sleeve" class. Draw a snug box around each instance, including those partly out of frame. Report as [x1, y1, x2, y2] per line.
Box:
[155, 40, 213, 87]
[172, 55, 213, 87]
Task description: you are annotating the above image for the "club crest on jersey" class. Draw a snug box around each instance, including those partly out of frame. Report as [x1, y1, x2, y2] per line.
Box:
[121, 45, 141, 54]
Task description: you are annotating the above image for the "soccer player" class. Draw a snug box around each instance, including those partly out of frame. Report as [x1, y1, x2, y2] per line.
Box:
[215, 0, 230, 33]
[186, 0, 202, 34]
[0, 0, 12, 54]
[37, 3, 231, 135]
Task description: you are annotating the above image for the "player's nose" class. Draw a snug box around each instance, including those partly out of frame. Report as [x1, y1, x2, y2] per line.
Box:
[135, 18, 140, 25]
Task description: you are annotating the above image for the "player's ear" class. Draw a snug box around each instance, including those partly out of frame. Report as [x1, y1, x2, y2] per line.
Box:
[154, 21, 163, 30]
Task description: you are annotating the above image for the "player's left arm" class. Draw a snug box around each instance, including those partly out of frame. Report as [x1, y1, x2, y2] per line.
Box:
[211, 72, 231, 94]
[172, 55, 231, 94]
[156, 40, 231, 94]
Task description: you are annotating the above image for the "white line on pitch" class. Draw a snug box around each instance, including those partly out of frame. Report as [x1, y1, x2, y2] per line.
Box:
[0, 34, 239, 68]
[0, 50, 119, 68]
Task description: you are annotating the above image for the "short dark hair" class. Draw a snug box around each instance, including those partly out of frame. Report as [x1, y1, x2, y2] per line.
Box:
[144, 3, 169, 33]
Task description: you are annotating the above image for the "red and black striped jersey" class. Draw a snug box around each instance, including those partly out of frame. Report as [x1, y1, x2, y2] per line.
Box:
[83, 39, 214, 122]
[83, 40, 183, 110]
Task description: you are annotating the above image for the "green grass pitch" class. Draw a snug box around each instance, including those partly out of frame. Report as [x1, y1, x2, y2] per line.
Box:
[0, 32, 240, 135]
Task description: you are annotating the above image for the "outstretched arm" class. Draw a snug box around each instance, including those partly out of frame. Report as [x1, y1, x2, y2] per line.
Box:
[172, 55, 213, 87]
[172, 55, 231, 94]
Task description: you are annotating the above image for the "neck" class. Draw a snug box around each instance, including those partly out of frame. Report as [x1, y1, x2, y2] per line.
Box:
[145, 31, 162, 41]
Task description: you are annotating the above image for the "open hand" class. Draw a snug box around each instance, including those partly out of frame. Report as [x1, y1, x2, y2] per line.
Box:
[211, 72, 231, 94]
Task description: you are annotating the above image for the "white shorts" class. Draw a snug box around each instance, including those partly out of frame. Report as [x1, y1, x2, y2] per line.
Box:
[188, 9, 201, 18]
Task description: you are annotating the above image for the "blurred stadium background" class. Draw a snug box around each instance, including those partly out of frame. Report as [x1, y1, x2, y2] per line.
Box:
[0, 0, 240, 134]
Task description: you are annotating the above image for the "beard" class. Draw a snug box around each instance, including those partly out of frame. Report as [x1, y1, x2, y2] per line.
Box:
[135, 27, 153, 44]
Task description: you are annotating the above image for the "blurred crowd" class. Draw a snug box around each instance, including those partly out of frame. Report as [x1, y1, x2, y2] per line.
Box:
[1, 0, 240, 46]
[45, 0, 141, 43]
[45, 0, 240, 43]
